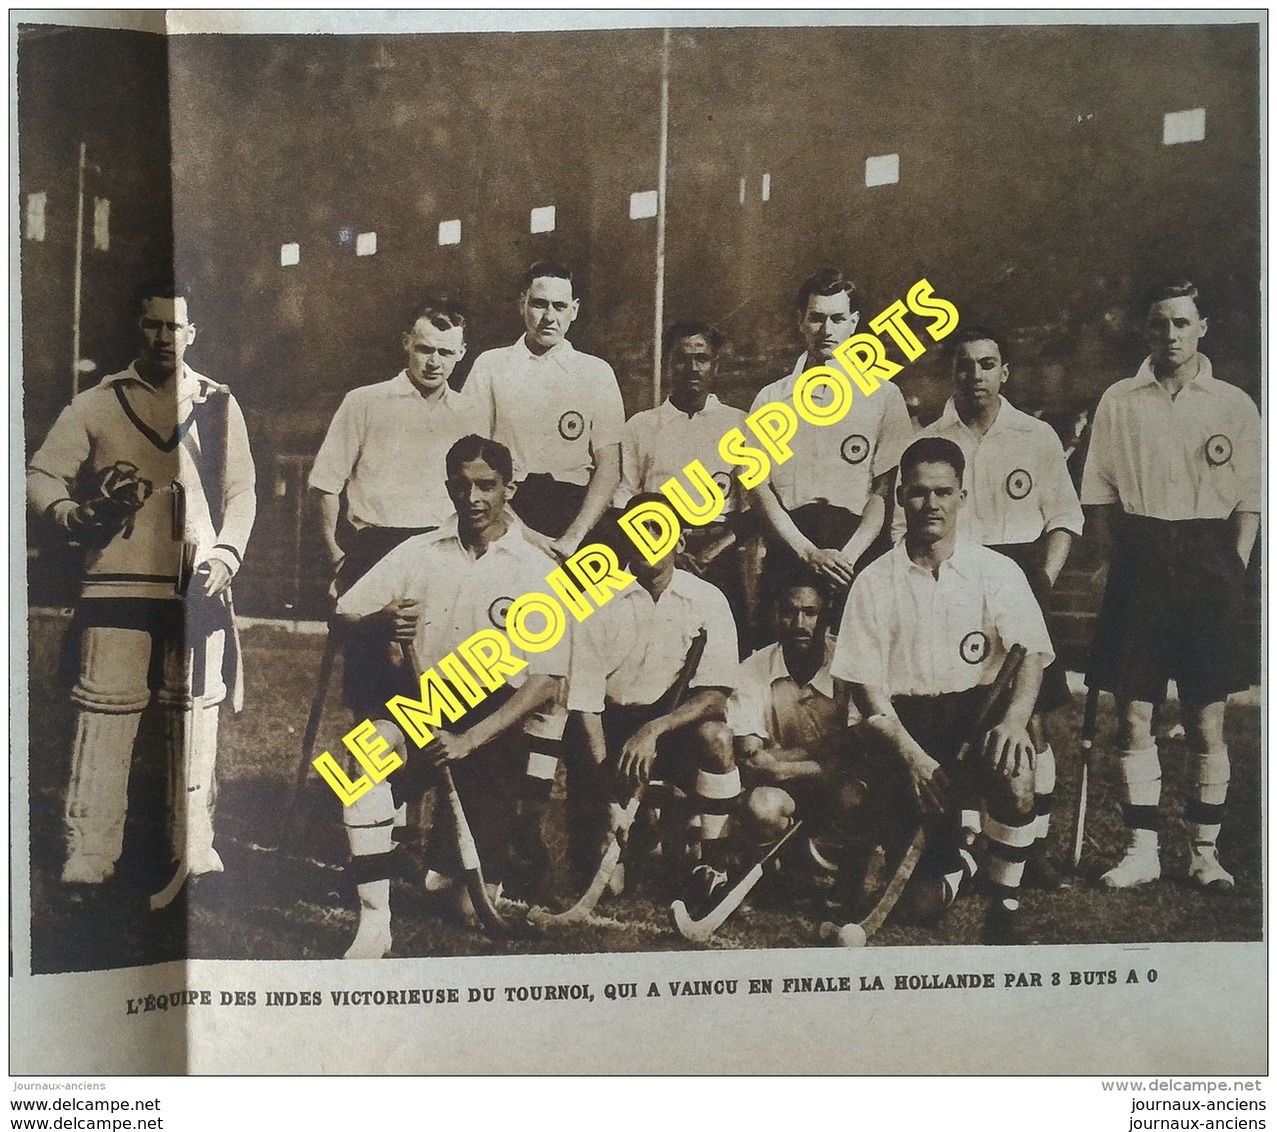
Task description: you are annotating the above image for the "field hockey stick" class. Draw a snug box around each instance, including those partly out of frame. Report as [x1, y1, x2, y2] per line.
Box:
[405, 643, 517, 938]
[821, 643, 1028, 947]
[669, 818, 806, 943]
[527, 629, 708, 928]
[1071, 684, 1101, 870]
[278, 624, 342, 845]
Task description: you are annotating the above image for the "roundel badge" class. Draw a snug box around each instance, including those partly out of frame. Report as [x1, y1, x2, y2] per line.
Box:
[1205, 434, 1233, 467]
[1005, 468, 1033, 500]
[712, 470, 733, 495]
[558, 410, 585, 441]
[840, 434, 871, 465]
[488, 596, 515, 630]
[959, 630, 991, 665]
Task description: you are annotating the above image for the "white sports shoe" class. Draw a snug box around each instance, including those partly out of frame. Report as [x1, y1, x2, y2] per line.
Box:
[1188, 844, 1235, 891]
[188, 846, 224, 876]
[423, 869, 456, 893]
[343, 910, 392, 960]
[1101, 834, 1161, 889]
[62, 854, 114, 885]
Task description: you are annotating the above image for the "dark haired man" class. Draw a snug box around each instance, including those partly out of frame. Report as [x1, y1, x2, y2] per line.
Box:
[751, 269, 914, 611]
[906, 324, 1083, 887]
[332, 435, 568, 958]
[1081, 281, 1260, 891]
[618, 321, 750, 641]
[462, 261, 625, 561]
[832, 437, 1054, 943]
[566, 493, 741, 913]
[28, 281, 257, 902]
[728, 576, 868, 904]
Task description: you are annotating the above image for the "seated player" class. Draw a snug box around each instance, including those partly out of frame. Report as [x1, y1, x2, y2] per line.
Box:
[832, 437, 1054, 944]
[332, 435, 567, 959]
[727, 575, 868, 900]
[566, 494, 741, 914]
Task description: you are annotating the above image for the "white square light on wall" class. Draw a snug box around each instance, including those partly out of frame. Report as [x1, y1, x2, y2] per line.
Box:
[25, 192, 46, 241]
[280, 242, 300, 267]
[629, 190, 658, 220]
[438, 219, 461, 245]
[530, 205, 556, 233]
[1163, 108, 1206, 145]
[761, 172, 772, 202]
[865, 153, 900, 187]
[355, 231, 377, 256]
[93, 198, 110, 250]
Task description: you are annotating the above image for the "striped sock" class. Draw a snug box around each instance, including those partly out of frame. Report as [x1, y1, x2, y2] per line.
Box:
[1117, 744, 1162, 834]
[1185, 748, 1229, 846]
[984, 811, 1036, 902]
[1032, 744, 1056, 841]
[695, 767, 741, 868]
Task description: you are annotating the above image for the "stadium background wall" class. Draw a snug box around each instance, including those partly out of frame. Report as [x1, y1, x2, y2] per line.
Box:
[17, 23, 1262, 659]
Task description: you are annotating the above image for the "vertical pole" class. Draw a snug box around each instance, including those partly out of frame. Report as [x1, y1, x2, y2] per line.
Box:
[651, 27, 671, 409]
[71, 141, 86, 399]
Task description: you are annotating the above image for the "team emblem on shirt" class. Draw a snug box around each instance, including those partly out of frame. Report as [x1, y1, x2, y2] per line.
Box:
[1005, 469, 1033, 499]
[1205, 434, 1233, 467]
[558, 411, 585, 441]
[959, 630, 991, 665]
[488, 596, 515, 629]
[712, 470, 733, 494]
[840, 434, 870, 464]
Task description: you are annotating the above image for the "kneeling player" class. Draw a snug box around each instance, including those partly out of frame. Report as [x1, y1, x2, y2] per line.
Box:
[832, 437, 1054, 944]
[727, 576, 866, 900]
[566, 494, 741, 913]
[333, 436, 567, 958]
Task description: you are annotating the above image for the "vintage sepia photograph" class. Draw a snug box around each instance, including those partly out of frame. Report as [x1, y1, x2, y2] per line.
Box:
[10, 11, 1264, 1075]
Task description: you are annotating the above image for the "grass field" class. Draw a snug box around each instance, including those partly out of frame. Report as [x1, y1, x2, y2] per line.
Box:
[23, 616, 1263, 974]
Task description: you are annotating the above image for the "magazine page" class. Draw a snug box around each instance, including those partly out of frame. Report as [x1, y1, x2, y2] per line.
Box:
[11, 9, 1264, 1076]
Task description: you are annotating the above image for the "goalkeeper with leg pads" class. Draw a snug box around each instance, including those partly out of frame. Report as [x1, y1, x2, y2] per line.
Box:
[27, 280, 257, 902]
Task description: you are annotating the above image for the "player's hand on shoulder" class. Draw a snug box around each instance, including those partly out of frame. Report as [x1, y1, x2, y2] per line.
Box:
[803, 545, 855, 588]
[430, 730, 474, 766]
[982, 723, 1033, 777]
[549, 532, 582, 562]
[380, 597, 420, 642]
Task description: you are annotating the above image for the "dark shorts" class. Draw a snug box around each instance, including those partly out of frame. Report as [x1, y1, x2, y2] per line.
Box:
[988, 541, 1071, 714]
[1087, 516, 1249, 705]
[335, 524, 436, 712]
[760, 502, 864, 626]
[511, 474, 587, 539]
[602, 700, 708, 796]
[865, 688, 996, 877]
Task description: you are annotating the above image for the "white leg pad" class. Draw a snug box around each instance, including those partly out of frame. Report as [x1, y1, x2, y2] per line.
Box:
[64, 710, 144, 878]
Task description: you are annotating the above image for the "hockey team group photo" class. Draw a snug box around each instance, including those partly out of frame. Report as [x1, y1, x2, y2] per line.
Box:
[16, 21, 1262, 973]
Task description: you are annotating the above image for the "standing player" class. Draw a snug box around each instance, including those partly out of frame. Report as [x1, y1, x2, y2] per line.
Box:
[618, 321, 750, 641]
[332, 436, 567, 958]
[832, 437, 1055, 943]
[310, 299, 477, 593]
[908, 325, 1084, 886]
[751, 269, 915, 607]
[309, 301, 482, 720]
[567, 494, 741, 912]
[1081, 281, 1260, 890]
[27, 281, 257, 899]
[461, 261, 625, 558]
